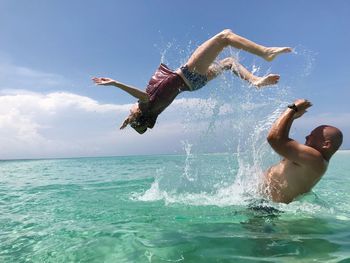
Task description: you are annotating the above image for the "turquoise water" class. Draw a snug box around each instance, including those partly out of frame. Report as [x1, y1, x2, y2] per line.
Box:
[1, 152, 350, 262]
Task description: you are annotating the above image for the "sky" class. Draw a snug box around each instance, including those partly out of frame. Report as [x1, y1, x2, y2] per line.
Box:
[0, 0, 349, 159]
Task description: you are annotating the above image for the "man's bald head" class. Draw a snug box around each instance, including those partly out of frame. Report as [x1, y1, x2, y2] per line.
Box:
[312, 125, 343, 157]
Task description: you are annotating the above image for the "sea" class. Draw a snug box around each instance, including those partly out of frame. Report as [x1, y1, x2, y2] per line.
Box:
[1, 151, 350, 262]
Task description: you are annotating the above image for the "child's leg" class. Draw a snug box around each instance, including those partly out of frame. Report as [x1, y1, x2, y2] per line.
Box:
[206, 57, 280, 88]
[185, 29, 291, 76]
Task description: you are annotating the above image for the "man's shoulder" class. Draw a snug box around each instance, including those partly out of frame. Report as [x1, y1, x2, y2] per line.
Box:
[304, 145, 326, 163]
[285, 144, 327, 173]
[300, 151, 327, 174]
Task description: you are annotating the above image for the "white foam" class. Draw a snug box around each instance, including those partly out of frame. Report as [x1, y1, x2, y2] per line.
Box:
[135, 179, 249, 206]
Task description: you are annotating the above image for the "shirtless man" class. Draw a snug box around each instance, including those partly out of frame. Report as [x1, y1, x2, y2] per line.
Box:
[265, 99, 343, 204]
[93, 29, 292, 134]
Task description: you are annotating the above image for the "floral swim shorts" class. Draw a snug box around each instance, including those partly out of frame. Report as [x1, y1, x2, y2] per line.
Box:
[180, 65, 208, 91]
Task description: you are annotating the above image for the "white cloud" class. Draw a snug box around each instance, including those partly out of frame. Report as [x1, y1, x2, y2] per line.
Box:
[0, 91, 129, 159]
[299, 113, 350, 127]
[293, 112, 350, 135]
[0, 91, 222, 159]
[0, 90, 349, 159]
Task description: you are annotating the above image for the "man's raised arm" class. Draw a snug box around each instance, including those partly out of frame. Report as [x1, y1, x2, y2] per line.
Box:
[267, 99, 322, 166]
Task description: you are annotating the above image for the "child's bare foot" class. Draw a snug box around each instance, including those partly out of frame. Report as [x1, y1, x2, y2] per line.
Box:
[252, 74, 280, 88]
[263, 47, 292, 62]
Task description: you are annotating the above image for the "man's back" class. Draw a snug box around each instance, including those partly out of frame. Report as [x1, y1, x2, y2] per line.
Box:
[264, 158, 328, 203]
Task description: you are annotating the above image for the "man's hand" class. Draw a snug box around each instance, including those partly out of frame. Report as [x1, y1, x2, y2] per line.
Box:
[292, 99, 312, 119]
[92, 77, 116, 86]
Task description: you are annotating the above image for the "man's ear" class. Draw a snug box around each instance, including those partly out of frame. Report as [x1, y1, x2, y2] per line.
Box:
[322, 140, 331, 149]
[120, 117, 130, 129]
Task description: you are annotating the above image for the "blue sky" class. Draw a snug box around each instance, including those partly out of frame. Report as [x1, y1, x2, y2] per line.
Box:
[0, 0, 349, 159]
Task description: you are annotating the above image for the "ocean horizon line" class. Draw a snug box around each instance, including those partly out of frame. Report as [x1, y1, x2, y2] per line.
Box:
[1, 149, 349, 162]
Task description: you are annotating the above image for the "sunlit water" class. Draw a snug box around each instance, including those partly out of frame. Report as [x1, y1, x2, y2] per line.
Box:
[1, 152, 350, 262]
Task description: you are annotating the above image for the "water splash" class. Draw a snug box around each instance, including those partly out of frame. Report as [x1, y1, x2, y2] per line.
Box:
[181, 140, 195, 182]
[137, 35, 321, 212]
[292, 45, 317, 77]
